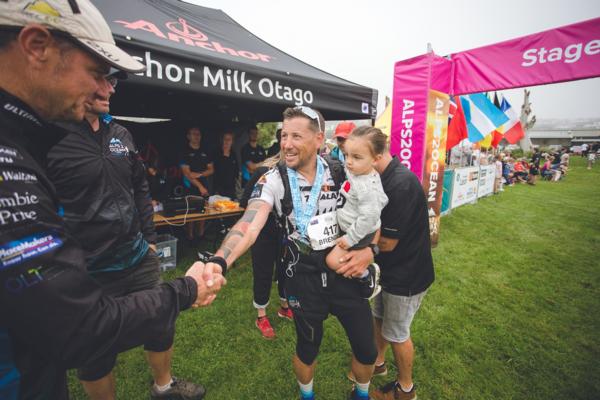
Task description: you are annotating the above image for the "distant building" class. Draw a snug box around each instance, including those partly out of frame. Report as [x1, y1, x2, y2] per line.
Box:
[528, 128, 600, 149]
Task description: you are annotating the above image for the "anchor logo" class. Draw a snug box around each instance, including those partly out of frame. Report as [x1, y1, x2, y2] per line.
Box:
[165, 18, 208, 42]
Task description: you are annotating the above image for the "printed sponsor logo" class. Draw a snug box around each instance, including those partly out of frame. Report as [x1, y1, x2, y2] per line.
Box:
[288, 296, 301, 309]
[3, 103, 42, 126]
[0, 192, 39, 225]
[0, 170, 38, 183]
[250, 183, 263, 199]
[0, 145, 22, 160]
[0, 192, 39, 207]
[0, 233, 63, 269]
[108, 137, 129, 156]
[114, 17, 274, 63]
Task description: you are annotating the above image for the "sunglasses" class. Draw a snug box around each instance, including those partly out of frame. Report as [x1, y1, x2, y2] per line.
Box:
[105, 75, 118, 88]
[294, 106, 322, 132]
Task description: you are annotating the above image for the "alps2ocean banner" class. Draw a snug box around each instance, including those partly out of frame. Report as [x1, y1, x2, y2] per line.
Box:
[391, 54, 430, 180]
[452, 17, 600, 94]
[391, 53, 452, 180]
[391, 53, 451, 245]
[422, 90, 449, 246]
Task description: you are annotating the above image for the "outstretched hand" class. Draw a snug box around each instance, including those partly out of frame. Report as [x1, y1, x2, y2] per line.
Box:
[185, 261, 227, 308]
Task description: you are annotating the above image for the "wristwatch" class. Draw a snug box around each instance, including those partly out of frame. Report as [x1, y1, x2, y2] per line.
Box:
[368, 243, 380, 257]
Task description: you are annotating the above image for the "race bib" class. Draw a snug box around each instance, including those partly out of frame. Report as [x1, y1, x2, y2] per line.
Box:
[306, 211, 339, 251]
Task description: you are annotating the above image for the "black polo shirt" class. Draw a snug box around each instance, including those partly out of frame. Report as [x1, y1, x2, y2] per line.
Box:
[213, 152, 239, 199]
[241, 142, 266, 182]
[376, 157, 434, 296]
[180, 144, 212, 173]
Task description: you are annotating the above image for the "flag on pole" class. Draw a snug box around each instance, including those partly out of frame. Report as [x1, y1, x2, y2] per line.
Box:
[449, 96, 457, 120]
[499, 97, 525, 144]
[461, 93, 509, 143]
[491, 92, 504, 148]
[447, 96, 468, 150]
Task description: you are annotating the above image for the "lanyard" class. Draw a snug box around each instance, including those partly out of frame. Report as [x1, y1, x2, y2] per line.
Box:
[287, 158, 325, 238]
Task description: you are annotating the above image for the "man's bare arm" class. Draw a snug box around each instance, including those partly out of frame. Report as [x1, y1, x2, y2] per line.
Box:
[203, 162, 214, 177]
[200, 200, 272, 286]
[215, 200, 272, 266]
[180, 165, 206, 190]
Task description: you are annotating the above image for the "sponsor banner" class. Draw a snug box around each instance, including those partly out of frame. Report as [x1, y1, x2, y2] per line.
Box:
[452, 17, 600, 94]
[477, 165, 496, 198]
[390, 54, 430, 180]
[450, 166, 479, 209]
[391, 53, 452, 180]
[0, 232, 63, 269]
[421, 90, 449, 246]
[114, 47, 375, 119]
[441, 169, 454, 216]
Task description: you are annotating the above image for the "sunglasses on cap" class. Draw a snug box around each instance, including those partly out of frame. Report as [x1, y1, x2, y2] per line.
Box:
[294, 106, 322, 132]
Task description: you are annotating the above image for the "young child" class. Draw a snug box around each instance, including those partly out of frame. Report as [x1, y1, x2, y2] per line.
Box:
[325, 126, 388, 299]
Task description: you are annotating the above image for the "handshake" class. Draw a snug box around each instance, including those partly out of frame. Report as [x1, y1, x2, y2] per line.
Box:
[185, 261, 227, 308]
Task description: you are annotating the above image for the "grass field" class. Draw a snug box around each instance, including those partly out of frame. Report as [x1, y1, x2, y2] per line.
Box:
[68, 157, 600, 399]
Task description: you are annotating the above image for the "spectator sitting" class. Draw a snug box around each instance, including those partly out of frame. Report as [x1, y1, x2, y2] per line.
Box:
[513, 159, 529, 183]
[541, 156, 561, 182]
[214, 131, 240, 200]
[180, 126, 214, 243]
[241, 126, 266, 188]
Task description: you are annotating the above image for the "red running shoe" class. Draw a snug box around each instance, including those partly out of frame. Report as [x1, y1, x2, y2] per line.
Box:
[255, 316, 275, 339]
[277, 307, 294, 321]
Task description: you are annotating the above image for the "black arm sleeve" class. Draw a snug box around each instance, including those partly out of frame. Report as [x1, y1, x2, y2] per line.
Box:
[0, 167, 197, 370]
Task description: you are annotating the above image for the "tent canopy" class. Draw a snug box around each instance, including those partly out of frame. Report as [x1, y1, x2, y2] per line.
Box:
[93, 0, 377, 123]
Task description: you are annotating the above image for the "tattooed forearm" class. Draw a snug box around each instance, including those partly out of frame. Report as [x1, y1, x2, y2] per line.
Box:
[215, 201, 268, 263]
[223, 229, 243, 243]
[240, 209, 258, 223]
[221, 230, 243, 260]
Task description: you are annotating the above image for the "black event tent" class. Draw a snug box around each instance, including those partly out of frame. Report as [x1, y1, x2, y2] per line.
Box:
[92, 0, 378, 122]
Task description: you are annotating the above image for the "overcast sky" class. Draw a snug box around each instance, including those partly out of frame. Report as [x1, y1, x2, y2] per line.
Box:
[185, 0, 600, 120]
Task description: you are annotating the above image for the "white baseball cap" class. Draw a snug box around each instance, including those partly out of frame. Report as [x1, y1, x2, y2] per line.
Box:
[0, 0, 145, 73]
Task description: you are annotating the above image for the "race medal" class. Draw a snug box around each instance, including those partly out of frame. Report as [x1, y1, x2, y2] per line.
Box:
[306, 211, 339, 250]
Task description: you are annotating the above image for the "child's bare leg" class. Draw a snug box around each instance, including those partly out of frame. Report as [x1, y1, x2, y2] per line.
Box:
[326, 245, 349, 271]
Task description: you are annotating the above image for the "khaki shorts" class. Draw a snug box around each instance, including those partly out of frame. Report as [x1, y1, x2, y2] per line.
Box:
[372, 289, 427, 343]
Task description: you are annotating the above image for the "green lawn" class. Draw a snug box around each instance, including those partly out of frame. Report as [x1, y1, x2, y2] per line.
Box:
[68, 157, 600, 399]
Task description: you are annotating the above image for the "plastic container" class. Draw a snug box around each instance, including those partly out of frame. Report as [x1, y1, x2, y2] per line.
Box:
[155, 234, 178, 271]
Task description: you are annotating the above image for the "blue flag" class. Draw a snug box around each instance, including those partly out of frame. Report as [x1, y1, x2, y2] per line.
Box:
[461, 93, 509, 142]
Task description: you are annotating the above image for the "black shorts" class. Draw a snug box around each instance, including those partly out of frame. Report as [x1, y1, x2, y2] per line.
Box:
[285, 251, 377, 365]
[77, 249, 173, 381]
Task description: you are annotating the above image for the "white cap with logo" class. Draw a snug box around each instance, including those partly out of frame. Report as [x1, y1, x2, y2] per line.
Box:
[0, 0, 145, 73]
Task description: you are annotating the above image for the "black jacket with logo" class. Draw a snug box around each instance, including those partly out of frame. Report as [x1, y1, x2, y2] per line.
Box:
[0, 90, 197, 399]
[47, 119, 156, 271]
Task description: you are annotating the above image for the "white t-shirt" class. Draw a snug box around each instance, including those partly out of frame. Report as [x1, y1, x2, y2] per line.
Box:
[248, 157, 342, 244]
